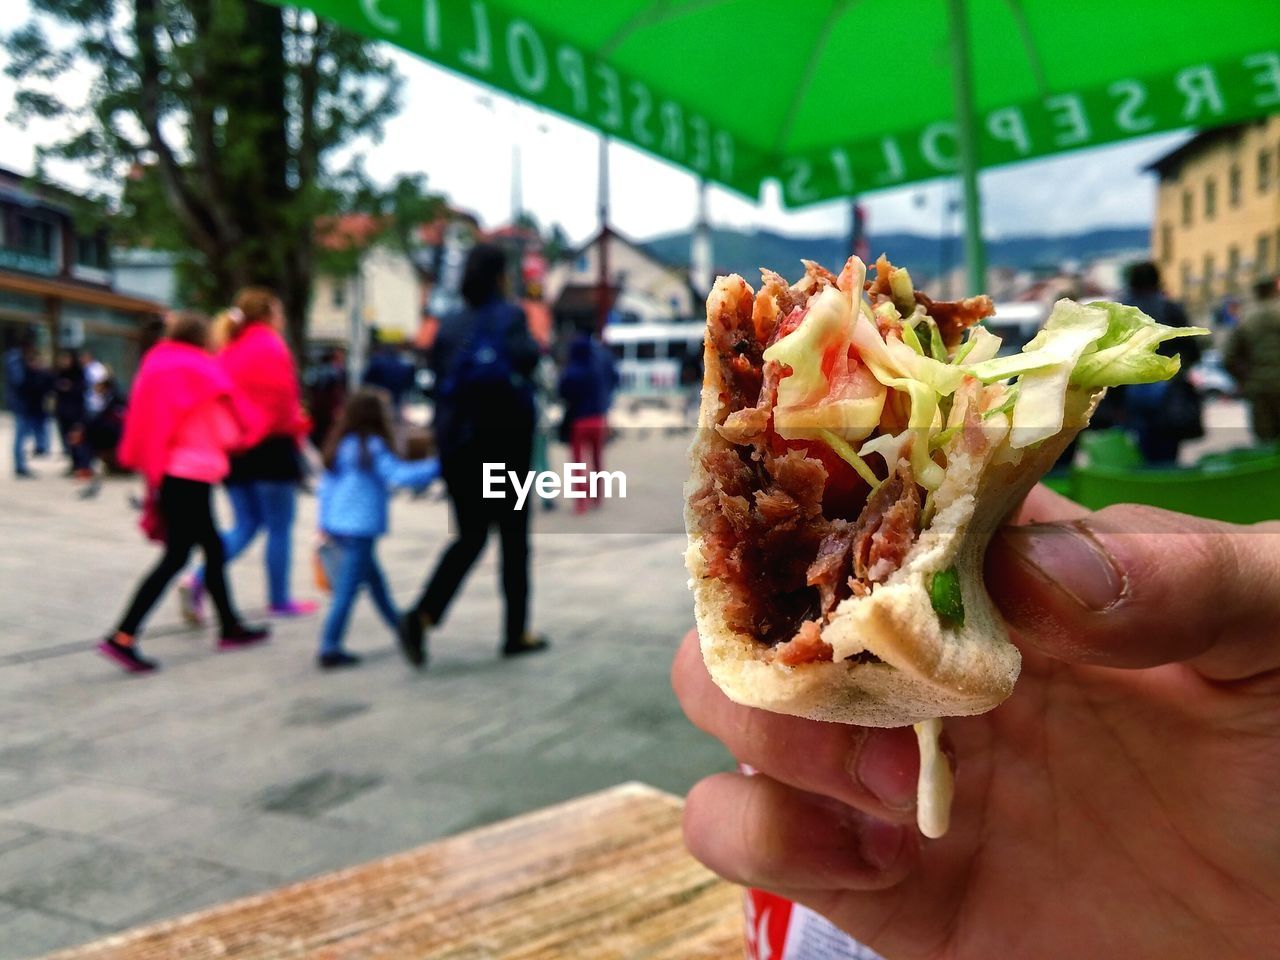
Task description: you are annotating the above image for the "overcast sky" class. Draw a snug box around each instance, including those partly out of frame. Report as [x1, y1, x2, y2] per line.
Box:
[0, 5, 1188, 245]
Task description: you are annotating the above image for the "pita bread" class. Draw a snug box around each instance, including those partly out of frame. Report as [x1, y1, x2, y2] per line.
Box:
[685, 273, 1100, 728]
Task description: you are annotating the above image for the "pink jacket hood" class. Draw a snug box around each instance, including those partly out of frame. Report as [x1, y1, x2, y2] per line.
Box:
[118, 341, 237, 487]
[219, 324, 310, 446]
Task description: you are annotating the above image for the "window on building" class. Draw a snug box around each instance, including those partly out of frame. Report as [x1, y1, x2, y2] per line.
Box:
[1180, 262, 1192, 296]
[1229, 166, 1242, 207]
[635, 340, 657, 360]
[332, 282, 346, 308]
[1227, 246, 1241, 290]
[1204, 178, 1216, 220]
[74, 234, 108, 270]
[1181, 189, 1193, 226]
[1160, 223, 1173, 264]
[1261, 149, 1273, 192]
[1260, 235, 1272, 276]
[15, 214, 56, 259]
[1203, 253, 1215, 294]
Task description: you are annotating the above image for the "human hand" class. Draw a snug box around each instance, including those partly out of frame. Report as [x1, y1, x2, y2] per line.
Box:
[674, 486, 1280, 959]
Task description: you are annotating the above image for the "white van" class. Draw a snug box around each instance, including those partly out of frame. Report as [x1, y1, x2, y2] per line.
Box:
[602, 322, 704, 397]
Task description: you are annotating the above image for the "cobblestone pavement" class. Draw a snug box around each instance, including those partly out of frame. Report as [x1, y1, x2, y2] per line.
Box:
[0, 419, 728, 958]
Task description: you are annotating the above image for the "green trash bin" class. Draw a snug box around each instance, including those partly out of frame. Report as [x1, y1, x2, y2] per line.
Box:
[1078, 428, 1143, 469]
[1070, 455, 1280, 524]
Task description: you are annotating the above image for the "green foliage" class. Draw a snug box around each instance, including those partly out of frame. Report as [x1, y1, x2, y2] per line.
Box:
[3, 0, 405, 353]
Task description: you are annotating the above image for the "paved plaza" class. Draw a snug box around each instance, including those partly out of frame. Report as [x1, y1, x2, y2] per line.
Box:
[0, 420, 725, 959]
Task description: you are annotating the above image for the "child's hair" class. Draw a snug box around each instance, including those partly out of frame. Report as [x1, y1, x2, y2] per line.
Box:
[166, 311, 211, 349]
[322, 387, 396, 471]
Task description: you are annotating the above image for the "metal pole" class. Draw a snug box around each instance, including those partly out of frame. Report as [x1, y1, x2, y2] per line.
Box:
[692, 178, 712, 295]
[945, 0, 986, 295]
[596, 135, 611, 333]
[348, 265, 365, 391]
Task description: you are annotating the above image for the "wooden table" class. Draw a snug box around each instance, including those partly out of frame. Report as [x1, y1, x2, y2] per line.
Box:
[41, 783, 744, 959]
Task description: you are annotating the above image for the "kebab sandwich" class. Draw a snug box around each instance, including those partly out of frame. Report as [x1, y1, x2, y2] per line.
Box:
[685, 255, 1205, 835]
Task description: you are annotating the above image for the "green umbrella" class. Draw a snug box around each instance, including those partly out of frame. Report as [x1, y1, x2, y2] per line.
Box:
[280, 0, 1280, 291]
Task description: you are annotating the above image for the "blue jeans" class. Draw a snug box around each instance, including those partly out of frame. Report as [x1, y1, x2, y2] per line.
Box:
[12, 413, 39, 473]
[199, 481, 297, 607]
[319, 536, 399, 656]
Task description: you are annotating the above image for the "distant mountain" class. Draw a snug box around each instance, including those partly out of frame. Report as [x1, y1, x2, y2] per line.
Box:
[642, 226, 1150, 283]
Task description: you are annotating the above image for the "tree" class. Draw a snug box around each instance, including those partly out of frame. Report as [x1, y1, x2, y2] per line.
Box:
[4, 0, 403, 356]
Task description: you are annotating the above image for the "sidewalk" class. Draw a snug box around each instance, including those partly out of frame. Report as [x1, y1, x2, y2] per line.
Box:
[0, 419, 726, 959]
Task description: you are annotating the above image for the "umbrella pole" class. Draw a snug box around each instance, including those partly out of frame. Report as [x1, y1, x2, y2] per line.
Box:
[945, 0, 986, 296]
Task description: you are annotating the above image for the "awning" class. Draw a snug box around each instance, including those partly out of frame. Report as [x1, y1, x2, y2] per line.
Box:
[0, 270, 166, 316]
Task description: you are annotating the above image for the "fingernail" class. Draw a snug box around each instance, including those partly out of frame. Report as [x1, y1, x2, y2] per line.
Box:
[858, 818, 906, 871]
[853, 730, 916, 812]
[999, 523, 1125, 612]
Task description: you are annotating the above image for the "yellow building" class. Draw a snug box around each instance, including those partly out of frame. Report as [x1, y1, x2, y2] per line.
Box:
[1149, 116, 1280, 313]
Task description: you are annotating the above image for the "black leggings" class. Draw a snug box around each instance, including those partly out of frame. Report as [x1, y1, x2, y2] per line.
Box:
[415, 453, 530, 648]
[116, 476, 241, 637]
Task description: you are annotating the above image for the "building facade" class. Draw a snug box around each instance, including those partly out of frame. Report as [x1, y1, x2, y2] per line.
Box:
[0, 167, 164, 391]
[544, 229, 698, 340]
[309, 245, 423, 348]
[1149, 116, 1280, 312]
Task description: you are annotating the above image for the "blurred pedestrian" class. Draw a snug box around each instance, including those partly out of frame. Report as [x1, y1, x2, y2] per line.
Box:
[77, 371, 127, 498]
[1215, 294, 1242, 330]
[316, 388, 439, 669]
[52, 349, 86, 471]
[81, 350, 108, 412]
[23, 349, 53, 458]
[362, 332, 416, 420]
[1224, 276, 1280, 442]
[179, 288, 315, 625]
[558, 330, 615, 514]
[1121, 261, 1203, 464]
[307, 347, 348, 449]
[101, 311, 268, 673]
[398, 243, 548, 666]
[5, 331, 38, 478]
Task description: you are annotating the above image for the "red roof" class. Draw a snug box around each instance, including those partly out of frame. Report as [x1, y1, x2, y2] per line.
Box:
[315, 213, 387, 252]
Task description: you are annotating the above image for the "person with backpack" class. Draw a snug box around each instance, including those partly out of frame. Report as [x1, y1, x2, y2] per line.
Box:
[1120, 261, 1204, 465]
[398, 244, 549, 666]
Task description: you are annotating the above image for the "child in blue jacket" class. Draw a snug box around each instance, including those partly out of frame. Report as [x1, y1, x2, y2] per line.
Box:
[317, 388, 439, 669]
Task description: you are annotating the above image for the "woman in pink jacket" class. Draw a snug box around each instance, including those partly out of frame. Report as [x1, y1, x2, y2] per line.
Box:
[101, 312, 269, 673]
[181, 288, 316, 620]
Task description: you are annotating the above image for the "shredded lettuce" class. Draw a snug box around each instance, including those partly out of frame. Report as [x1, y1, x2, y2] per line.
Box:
[763, 286, 850, 409]
[819, 429, 882, 489]
[954, 324, 1001, 365]
[763, 281, 888, 443]
[901, 317, 926, 356]
[1070, 301, 1209, 387]
[963, 299, 1208, 449]
[889, 265, 916, 316]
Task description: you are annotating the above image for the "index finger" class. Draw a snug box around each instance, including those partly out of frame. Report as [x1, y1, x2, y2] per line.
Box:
[672, 629, 921, 823]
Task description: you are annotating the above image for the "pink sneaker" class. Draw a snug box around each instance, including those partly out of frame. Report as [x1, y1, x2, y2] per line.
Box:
[268, 599, 320, 618]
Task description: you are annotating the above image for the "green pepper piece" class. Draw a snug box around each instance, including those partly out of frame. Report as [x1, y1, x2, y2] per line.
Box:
[929, 566, 965, 628]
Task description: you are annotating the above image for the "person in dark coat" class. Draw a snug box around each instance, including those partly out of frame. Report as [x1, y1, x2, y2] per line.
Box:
[52, 349, 86, 471]
[1121, 261, 1204, 465]
[398, 244, 547, 665]
[558, 331, 615, 514]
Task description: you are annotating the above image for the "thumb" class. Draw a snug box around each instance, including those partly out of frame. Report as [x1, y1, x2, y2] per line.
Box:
[985, 505, 1280, 682]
